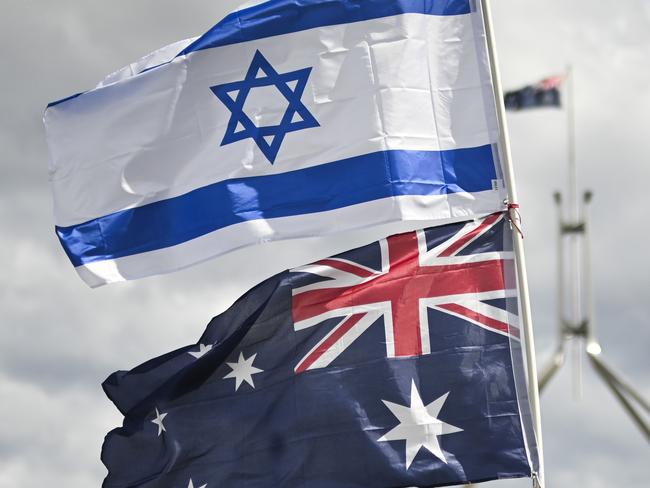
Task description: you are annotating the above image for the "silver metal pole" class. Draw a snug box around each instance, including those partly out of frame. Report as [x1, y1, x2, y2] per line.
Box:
[593, 355, 650, 415]
[582, 190, 600, 355]
[538, 346, 565, 392]
[478, 1, 546, 485]
[588, 353, 650, 441]
[538, 192, 566, 393]
[554, 192, 565, 343]
[567, 65, 577, 222]
[566, 66, 584, 399]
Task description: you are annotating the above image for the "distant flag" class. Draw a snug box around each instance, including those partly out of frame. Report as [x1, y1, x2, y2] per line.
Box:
[504, 75, 564, 111]
[101, 213, 539, 487]
[44, 0, 509, 287]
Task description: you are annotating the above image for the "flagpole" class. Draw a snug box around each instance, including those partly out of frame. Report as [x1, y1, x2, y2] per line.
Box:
[565, 65, 584, 399]
[566, 65, 577, 222]
[478, 1, 546, 486]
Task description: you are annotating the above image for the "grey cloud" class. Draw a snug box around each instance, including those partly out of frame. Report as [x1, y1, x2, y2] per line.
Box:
[1, 0, 648, 487]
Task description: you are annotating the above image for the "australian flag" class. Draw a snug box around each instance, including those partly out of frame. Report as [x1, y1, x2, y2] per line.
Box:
[504, 75, 563, 111]
[102, 213, 538, 487]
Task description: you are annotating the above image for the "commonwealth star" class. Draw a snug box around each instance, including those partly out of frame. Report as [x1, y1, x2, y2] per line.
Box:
[378, 381, 463, 469]
[223, 351, 263, 391]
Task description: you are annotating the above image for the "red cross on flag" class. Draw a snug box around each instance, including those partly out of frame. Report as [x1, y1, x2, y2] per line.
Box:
[292, 213, 520, 373]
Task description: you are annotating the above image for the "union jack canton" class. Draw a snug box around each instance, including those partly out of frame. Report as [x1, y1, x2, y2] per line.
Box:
[292, 213, 519, 373]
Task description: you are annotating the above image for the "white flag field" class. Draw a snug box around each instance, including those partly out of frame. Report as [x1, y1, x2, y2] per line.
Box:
[44, 0, 507, 287]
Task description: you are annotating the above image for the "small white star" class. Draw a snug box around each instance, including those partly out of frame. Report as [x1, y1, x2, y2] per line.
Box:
[188, 343, 212, 359]
[150, 407, 168, 436]
[378, 381, 463, 469]
[223, 352, 263, 391]
[187, 479, 207, 488]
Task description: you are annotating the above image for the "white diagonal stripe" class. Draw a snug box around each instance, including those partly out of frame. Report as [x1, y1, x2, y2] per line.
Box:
[452, 298, 520, 329]
[427, 298, 520, 340]
[294, 302, 391, 331]
[420, 213, 505, 264]
[291, 263, 381, 295]
[295, 310, 383, 371]
[419, 289, 517, 308]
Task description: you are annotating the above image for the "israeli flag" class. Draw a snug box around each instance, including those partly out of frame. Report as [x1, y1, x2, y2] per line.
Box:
[44, 0, 506, 287]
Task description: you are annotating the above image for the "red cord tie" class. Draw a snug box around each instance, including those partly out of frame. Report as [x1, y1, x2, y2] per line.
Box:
[507, 202, 524, 239]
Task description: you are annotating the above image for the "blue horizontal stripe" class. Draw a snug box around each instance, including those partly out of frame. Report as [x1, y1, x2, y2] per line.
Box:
[179, 0, 472, 56]
[57, 145, 496, 267]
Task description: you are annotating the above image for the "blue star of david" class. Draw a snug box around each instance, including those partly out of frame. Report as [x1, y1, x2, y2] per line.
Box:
[210, 50, 319, 164]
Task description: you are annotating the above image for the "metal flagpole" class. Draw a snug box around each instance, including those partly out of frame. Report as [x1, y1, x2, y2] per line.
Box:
[566, 65, 577, 222]
[588, 353, 650, 441]
[537, 67, 650, 443]
[478, 1, 546, 486]
[538, 192, 566, 391]
[565, 65, 585, 399]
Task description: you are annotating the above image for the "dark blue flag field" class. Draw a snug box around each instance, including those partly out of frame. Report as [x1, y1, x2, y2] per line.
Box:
[102, 213, 538, 487]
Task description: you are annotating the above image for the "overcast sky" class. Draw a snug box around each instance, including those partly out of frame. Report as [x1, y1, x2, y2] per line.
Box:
[1, 1, 649, 487]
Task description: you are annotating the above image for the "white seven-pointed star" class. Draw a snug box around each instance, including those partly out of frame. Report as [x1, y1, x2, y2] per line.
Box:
[151, 407, 168, 436]
[188, 343, 213, 359]
[187, 479, 207, 488]
[378, 381, 463, 469]
[223, 352, 263, 391]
